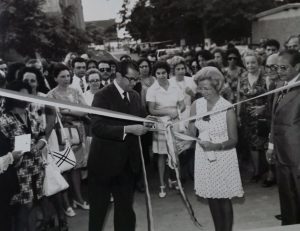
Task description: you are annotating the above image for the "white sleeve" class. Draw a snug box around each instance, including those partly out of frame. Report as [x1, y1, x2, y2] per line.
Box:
[0, 153, 13, 174]
[146, 87, 155, 102]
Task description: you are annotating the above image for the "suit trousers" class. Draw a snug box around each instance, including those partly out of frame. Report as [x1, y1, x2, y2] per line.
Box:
[276, 164, 300, 225]
[88, 162, 136, 231]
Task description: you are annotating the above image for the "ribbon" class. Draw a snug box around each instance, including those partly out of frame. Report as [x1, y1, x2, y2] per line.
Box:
[173, 80, 300, 125]
[138, 136, 155, 231]
[0, 88, 153, 123]
[164, 124, 203, 229]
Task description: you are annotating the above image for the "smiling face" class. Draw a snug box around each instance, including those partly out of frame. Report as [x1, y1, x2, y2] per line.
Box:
[244, 55, 259, 74]
[55, 70, 71, 87]
[87, 73, 101, 91]
[198, 79, 218, 101]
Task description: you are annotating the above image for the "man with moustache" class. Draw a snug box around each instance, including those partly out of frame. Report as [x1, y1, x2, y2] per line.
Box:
[70, 57, 88, 93]
[266, 50, 300, 225]
[98, 61, 112, 88]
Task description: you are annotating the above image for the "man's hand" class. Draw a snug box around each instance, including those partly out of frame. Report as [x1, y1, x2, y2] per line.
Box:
[266, 149, 275, 164]
[250, 105, 265, 117]
[11, 151, 24, 160]
[125, 125, 149, 136]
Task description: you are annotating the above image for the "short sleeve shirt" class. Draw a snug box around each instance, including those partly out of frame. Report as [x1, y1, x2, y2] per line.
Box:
[146, 80, 184, 110]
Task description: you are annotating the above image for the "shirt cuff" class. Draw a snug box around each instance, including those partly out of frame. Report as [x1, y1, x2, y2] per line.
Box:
[268, 143, 274, 150]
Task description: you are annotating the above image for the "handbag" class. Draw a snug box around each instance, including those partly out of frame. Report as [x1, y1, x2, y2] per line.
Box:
[56, 124, 81, 146]
[43, 152, 69, 196]
[49, 111, 77, 172]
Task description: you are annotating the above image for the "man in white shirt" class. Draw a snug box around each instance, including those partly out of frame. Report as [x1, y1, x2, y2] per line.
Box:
[70, 57, 87, 93]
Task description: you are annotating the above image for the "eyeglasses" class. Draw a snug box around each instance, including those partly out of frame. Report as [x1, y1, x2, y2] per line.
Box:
[227, 57, 238, 61]
[191, 65, 198, 69]
[24, 79, 37, 83]
[99, 68, 111, 72]
[124, 75, 140, 82]
[88, 79, 100, 83]
[264, 64, 278, 72]
[139, 65, 149, 69]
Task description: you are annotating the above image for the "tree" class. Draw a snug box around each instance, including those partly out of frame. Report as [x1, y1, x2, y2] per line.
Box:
[0, 0, 90, 60]
[119, 0, 276, 44]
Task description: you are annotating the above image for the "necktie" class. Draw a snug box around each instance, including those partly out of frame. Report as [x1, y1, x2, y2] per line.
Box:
[123, 92, 130, 105]
[80, 78, 85, 92]
[275, 83, 288, 109]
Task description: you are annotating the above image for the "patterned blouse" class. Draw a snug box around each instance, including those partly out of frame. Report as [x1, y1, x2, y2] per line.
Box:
[0, 110, 45, 204]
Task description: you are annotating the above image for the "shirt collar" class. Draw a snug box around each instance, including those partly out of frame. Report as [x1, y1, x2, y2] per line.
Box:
[113, 79, 126, 99]
[152, 79, 177, 90]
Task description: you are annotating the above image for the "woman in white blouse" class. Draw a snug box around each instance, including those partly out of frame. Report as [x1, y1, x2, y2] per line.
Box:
[146, 61, 185, 198]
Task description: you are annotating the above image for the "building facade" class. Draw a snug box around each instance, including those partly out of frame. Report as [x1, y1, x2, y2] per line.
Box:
[42, 0, 85, 30]
[252, 3, 300, 46]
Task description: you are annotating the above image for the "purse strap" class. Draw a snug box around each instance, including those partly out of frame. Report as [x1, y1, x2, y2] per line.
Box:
[55, 110, 71, 146]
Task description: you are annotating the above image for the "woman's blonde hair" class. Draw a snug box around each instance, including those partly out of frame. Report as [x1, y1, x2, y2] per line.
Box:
[194, 66, 224, 92]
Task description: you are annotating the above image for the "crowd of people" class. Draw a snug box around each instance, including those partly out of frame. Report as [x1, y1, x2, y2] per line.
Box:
[0, 34, 300, 231]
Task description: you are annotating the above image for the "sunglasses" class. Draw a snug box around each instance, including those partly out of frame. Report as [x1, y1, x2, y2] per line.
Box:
[227, 57, 238, 61]
[264, 64, 278, 72]
[89, 79, 100, 83]
[24, 79, 37, 83]
[99, 68, 111, 72]
[124, 75, 139, 82]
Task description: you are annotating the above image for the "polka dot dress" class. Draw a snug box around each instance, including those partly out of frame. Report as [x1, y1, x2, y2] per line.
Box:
[194, 97, 244, 199]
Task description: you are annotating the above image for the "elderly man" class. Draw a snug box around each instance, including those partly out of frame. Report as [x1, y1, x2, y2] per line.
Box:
[267, 50, 300, 225]
[286, 35, 300, 51]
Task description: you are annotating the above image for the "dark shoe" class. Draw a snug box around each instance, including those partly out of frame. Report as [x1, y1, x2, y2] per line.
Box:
[275, 214, 282, 220]
[262, 180, 276, 187]
[58, 219, 68, 231]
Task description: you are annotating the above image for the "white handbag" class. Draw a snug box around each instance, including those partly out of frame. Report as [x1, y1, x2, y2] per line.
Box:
[43, 152, 69, 196]
[49, 111, 77, 172]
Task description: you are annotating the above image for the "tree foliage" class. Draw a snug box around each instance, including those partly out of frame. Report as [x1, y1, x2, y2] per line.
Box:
[0, 0, 90, 60]
[119, 0, 277, 44]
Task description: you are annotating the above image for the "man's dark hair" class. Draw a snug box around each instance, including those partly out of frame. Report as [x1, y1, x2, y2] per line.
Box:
[118, 60, 138, 77]
[71, 57, 86, 68]
[17, 67, 49, 93]
[152, 61, 171, 76]
[98, 60, 111, 68]
[6, 62, 26, 84]
[279, 50, 300, 67]
[120, 55, 131, 61]
[196, 50, 213, 61]
[264, 39, 280, 50]
[86, 59, 98, 68]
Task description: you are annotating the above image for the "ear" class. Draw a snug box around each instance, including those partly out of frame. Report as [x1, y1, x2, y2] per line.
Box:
[295, 63, 300, 72]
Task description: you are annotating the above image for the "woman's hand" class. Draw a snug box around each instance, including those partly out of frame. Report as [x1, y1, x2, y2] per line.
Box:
[168, 108, 178, 119]
[11, 151, 24, 160]
[185, 87, 195, 97]
[198, 141, 219, 151]
[176, 140, 193, 154]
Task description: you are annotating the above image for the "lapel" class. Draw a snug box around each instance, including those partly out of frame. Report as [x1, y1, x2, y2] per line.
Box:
[275, 77, 300, 114]
[109, 83, 131, 113]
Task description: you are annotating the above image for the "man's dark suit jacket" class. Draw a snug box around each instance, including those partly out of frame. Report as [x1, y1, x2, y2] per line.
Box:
[271, 76, 300, 167]
[88, 83, 145, 179]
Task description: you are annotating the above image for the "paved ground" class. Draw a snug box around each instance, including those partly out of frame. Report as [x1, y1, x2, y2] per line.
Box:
[67, 167, 288, 231]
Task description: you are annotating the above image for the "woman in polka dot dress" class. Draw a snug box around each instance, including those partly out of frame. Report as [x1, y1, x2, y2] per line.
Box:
[189, 67, 244, 231]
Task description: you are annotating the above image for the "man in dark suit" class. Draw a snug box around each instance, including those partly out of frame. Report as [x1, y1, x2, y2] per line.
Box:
[267, 50, 300, 225]
[88, 60, 149, 231]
